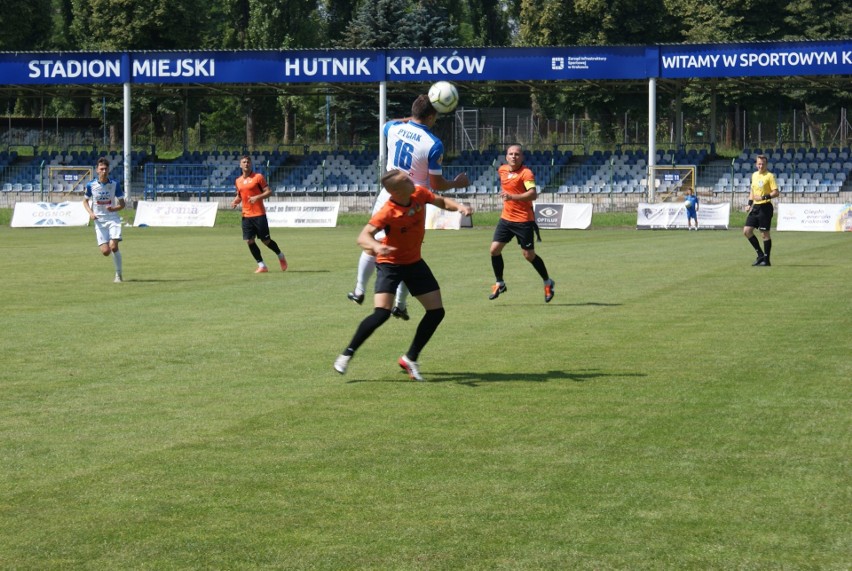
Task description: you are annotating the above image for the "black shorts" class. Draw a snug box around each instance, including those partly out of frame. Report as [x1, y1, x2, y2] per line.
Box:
[242, 215, 271, 241]
[375, 259, 439, 297]
[745, 203, 774, 231]
[492, 218, 536, 250]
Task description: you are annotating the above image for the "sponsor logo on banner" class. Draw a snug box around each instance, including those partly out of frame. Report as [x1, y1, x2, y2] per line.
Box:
[11, 202, 89, 227]
[265, 202, 339, 227]
[534, 203, 592, 229]
[535, 204, 564, 229]
[133, 201, 218, 227]
[777, 203, 852, 232]
[636, 202, 730, 229]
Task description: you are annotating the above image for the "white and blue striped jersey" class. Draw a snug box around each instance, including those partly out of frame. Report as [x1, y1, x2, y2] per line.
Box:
[85, 177, 124, 218]
[372, 119, 445, 216]
[383, 119, 444, 187]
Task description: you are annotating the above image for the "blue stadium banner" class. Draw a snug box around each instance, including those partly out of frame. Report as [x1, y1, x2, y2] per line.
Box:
[132, 50, 382, 84]
[1, 42, 850, 85]
[0, 53, 131, 85]
[0, 50, 382, 85]
[660, 40, 852, 79]
[385, 47, 654, 81]
[0, 47, 652, 85]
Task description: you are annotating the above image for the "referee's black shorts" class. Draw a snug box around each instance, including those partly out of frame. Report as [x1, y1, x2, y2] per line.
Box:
[492, 218, 536, 250]
[745, 203, 774, 231]
[375, 259, 439, 297]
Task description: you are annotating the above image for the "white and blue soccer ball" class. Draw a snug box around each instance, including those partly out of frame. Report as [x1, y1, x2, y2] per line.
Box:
[428, 81, 459, 114]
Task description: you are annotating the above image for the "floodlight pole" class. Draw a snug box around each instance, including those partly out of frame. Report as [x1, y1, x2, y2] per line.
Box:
[648, 77, 657, 202]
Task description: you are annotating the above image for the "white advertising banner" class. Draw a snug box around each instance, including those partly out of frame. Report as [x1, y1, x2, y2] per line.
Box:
[133, 201, 218, 227]
[425, 204, 462, 230]
[11, 201, 90, 227]
[777, 203, 852, 232]
[637, 202, 730, 229]
[535, 203, 593, 229]
[265, 202, 339, 227]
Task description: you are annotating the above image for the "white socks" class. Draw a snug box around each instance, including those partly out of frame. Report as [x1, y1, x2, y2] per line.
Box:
[354, 250, 409, 308]
[355, 251, 377, 296]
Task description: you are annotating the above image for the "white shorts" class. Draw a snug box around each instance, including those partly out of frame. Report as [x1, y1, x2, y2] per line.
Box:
[94, 215, 123, 246]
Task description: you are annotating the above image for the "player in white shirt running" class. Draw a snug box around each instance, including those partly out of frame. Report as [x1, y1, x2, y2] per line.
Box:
[83, 157, 126, 283]
[347, 94, 470, 319]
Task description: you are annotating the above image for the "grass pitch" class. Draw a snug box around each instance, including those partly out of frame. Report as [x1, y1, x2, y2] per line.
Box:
[0, 210, 850, 569]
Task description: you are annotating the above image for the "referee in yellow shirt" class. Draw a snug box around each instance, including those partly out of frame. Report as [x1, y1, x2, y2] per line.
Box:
[743, 155, 779, 266]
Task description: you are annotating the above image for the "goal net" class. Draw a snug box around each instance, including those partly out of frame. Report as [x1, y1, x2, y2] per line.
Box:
[46, 166, 93, 199]
[651, 165, 695, 202]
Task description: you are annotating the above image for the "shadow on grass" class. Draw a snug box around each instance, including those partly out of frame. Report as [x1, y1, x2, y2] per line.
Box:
[490, 302, 622, 307]
[120, 278, 197, 283]
[347, 368, 644, 386]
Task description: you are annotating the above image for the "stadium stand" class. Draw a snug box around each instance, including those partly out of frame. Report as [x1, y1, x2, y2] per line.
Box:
[3, 146, 849, 204]
[0, 149, 151, 195]
[712, 146, 850, 194]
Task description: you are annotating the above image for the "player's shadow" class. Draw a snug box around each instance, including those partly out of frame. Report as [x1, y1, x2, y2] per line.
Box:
[493, 302, 622, 307]
[347, 368, 644, 386]
[119, 278, 196, 283]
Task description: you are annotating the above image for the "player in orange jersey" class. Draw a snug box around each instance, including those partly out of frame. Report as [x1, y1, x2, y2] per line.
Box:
[333, 169, 471, 381]
[488, 144, 555, 302]
[231, 155, 288, 273]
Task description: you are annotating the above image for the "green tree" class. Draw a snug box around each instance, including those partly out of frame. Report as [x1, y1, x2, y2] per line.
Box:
[320, 0, 361, 45]
[518, 0, 677, 145]
[69, 0, 206, 50]
[0, 0, 53, 50]
[466, 0, 512, 46]
[333, 0, 459, 144]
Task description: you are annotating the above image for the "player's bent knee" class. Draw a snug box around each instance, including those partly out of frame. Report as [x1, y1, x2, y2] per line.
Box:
[372, 307, 392, 323]
[426, 307, 445, 324]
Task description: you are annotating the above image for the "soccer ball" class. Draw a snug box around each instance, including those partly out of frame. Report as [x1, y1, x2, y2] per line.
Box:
[428, 81, 459, 114]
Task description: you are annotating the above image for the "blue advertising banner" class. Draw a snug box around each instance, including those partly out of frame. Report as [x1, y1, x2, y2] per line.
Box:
[0, 53, 131, 84]
[659, 40, 852, 79]
[0, 51, 382, 85]
[0, 42, 850, 85]
[0, 47, 653, 85]
[384, 47, 653, 81]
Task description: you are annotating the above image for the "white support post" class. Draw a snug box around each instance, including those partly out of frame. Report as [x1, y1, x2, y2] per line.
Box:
[378, 80, 387, 182]
[123, 82, 131, 201]
[648, 78, 657, 202]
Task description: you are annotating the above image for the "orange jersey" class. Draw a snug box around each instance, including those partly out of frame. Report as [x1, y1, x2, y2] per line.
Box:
[369, 185, 436, 265]
[235, 172, 269, 217]
[498, 164, 536, 222]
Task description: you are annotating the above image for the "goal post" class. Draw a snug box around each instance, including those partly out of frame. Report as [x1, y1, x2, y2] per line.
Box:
[650, 165, 695, 202]
[46, 166, 93, 199]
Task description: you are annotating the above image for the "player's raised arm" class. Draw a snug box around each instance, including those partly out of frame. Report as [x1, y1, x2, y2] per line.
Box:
[432, 195, 471, 216]
[357, 223, 395, 257]
[429, 171, 469, 191]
